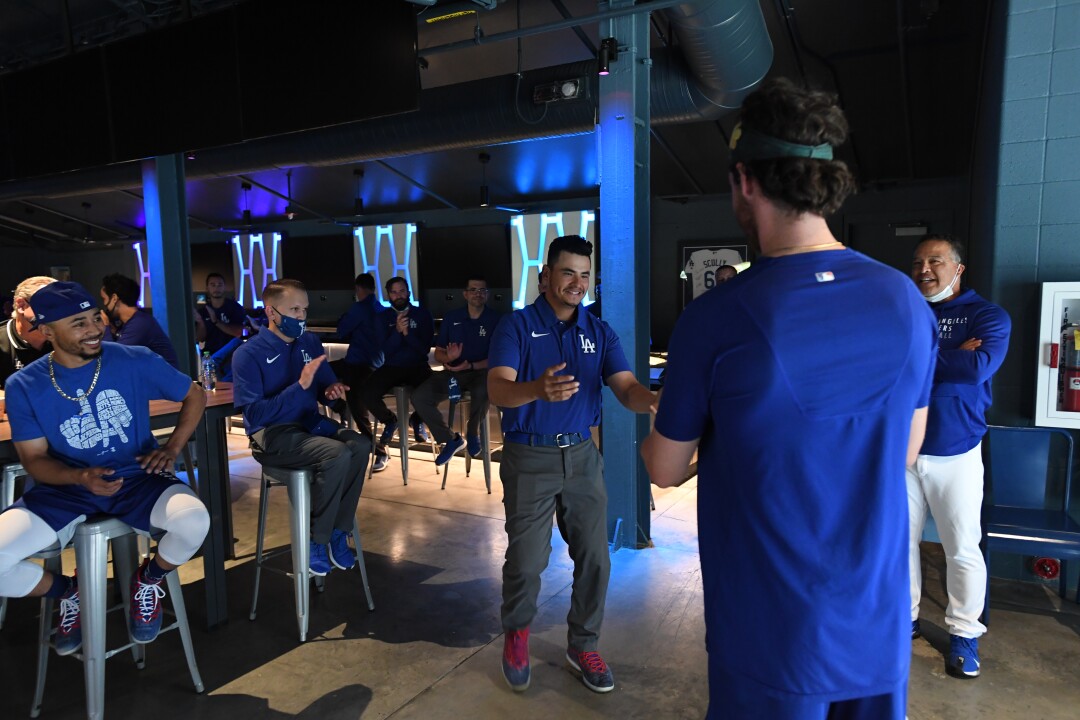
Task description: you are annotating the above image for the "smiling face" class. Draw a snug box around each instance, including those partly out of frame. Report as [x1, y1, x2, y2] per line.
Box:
[544, 250, 590, 315]
[912, 239, 963, 302]
[41, 309, 106, 365]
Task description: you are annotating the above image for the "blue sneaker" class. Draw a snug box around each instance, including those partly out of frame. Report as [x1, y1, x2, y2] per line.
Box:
[129, 565, 166, 644]
[912, 619, 921, 639]
[411, 416, 429, 443]
[371, 451, 390, 473]
[379, 421, 398, 447]
[947, 634, 980, 679]
[329, 529, 356, 570]
[501, 627, 530, 692]
[55, 580, 82, 656]
[309, 540, 331, 576]
[436, 435, 465, 467]
[466, 435, 482, 458]
[567, 647, 615, 693]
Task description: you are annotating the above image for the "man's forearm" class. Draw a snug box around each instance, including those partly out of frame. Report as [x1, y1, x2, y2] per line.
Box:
[488, 375, 539, 408]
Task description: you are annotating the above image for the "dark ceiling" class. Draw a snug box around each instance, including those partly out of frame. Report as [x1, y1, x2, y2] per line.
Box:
[0, 0, 989, 249]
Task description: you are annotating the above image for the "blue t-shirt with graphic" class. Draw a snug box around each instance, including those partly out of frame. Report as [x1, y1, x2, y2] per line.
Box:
[436, 305, 502, 363]
[6, 343, 193, 479]
[655, 249, 937, 703]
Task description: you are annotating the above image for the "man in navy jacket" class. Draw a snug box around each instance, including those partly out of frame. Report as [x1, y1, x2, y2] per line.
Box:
[908, 234, 1011, 680]
[334, 272, 388, 471]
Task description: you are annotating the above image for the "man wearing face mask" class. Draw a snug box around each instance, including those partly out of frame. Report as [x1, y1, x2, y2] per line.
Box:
[908, 234, 1011, 680]
[100, 273, 179, 369]
[232, 279, 371, 576]
[360, 276, 435, 448]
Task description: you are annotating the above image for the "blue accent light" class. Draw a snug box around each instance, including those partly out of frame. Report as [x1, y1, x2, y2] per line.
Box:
[132, 241, 150, 308]
[510, 214, 544, 309]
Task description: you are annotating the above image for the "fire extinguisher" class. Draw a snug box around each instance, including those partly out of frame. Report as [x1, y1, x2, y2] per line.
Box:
[1031, 557, 1061, 580]
[1062, 327, 1080, 412]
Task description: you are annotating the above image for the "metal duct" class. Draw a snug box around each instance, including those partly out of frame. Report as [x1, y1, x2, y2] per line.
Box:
[0, 0, 770, 201]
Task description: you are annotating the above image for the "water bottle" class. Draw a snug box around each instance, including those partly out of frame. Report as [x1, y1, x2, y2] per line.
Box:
[448, 375, 461, 402]
[201, 352, 217, 391]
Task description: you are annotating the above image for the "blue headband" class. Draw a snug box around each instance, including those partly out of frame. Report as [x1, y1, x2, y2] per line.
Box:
[729, 123, 834, 163]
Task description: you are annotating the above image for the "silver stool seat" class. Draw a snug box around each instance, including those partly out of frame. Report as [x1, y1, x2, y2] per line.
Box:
[249, 464, 375, 642]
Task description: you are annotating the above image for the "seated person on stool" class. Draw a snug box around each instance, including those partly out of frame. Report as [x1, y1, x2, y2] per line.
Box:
[332, 272, 389, 473]
[0, 281, 210, 655]
[0, 275, 56, 388]
[194, 272, 245, 381]
[412, 274, 502, 466]
[232, 279, 371, 576]
[100, 273, 180, 369]
[361, 276, 435, 447]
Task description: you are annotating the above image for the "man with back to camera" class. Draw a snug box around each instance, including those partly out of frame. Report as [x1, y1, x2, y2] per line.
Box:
[360, 276, 435, 449]
[333, 272, 389, 473]
[488, 234, 654, 695]
[641, 78, 937, 719]
[0, 275, 56, 388]
[411, 274, 501, 466]
[100, 272, 179, 369]
[232, 279, 371, 576]
[194, 272, 246, 379]
[0, 281, 209, 654]
[908, 233, 1010, 680]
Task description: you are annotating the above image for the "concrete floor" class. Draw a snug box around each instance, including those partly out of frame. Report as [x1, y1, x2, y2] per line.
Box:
[0, 433, 1078, 719]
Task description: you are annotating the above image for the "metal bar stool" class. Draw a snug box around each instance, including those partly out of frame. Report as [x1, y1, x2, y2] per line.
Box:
[32, 517, 203, 719]
[370, 386, 438, 485]
[249, 464, 375, 642]
[440, 392, 492, 494]
[0, 461, 29, 629]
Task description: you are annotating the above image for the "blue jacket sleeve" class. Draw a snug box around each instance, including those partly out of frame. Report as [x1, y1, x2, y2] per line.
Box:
[232, 347, 309, 429]
[934, 304, 1011, 385]
[337, 304, 361, 341]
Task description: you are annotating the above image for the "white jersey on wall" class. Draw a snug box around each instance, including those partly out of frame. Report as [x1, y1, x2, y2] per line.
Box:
[684, 248, 745, 298]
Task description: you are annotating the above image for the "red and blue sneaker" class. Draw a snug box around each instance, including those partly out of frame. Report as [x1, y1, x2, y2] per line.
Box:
[501, 627, 530, 692]
[55, 579, 82, 656]
[567, 647, 615, 693]
[129, 562, 166, 644]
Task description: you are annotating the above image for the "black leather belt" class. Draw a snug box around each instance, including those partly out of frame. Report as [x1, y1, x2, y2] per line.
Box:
[505, 431, 589, 448]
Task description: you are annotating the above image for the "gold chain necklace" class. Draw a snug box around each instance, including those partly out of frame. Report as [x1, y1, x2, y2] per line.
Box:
[48, 352, 101, 402]
[767, 241, 845, 256]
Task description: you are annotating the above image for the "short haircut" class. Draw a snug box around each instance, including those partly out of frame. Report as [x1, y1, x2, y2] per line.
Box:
[354, 273, 376, 291]
[464, 274, 487, 288]
[206, 272, 226, 286]
[917, 233, 965, 264]
[385, 276, 409, 293]
[14, 276, 56, 303]
[546, 235, 593, 268]
[101, 273, 141, 307]
[262, 278, 306, 305]
[731, 77, 856, 217]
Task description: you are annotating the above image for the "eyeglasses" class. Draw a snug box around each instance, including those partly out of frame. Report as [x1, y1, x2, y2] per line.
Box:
[466, 288, 489, 295]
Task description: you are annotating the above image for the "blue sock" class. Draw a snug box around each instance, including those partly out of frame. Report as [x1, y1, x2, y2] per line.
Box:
[140, 557, 170, 584]
[44, 573, 74, 599]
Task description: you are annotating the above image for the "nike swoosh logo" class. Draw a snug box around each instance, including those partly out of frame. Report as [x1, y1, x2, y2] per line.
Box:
[453, 322, 462, 326]
[531, 331, 550, 338]
[266, 354, 281, 364]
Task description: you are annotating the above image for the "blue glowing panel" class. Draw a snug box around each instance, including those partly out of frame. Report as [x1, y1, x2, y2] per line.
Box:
[354, 223, 419, 308]
[232, 232, 281, 308]
[132, 241, 150, 308]
[510, 211, 596, 309]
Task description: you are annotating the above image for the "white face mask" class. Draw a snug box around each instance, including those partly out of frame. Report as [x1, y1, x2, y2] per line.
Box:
[922, 265, 961, 304]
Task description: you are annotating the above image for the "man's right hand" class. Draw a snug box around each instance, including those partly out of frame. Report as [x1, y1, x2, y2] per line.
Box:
[79, 467, 123, 496]
[534, 362, 579, 402]
[958, 337, 982, 351]
[299, 355, 326, 390]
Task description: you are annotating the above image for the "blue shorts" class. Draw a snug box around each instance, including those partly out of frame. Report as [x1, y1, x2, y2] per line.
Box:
[10, 472, 183, 534]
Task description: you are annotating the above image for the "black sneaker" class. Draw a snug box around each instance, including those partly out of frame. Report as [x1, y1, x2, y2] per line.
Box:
[567, 647, 614, 693]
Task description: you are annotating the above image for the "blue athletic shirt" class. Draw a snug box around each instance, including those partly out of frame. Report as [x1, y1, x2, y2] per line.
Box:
[378, 306, 435, 368]
[488, 295, 630, 436]
[108, 309, 179, 369]
[232, 328, 338, 434]
[436, 305, 502, 363]
[336, 294, 383, 368]
[197, 298, 246, 355]
[5, 343, 193, 480]
[654, 249, 937, 702]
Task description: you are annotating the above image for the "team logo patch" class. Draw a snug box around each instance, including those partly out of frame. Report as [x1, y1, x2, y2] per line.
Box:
[479, 326, 487, 337]
[815, 271, 835, 283]
[579, 334, 596, 354]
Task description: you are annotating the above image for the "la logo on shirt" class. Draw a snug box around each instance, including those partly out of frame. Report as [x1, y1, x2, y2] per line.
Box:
[579, 333, 596, 354]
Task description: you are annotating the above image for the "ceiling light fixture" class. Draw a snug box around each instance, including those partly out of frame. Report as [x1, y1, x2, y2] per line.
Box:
[598, 37, 618, 76]
[241, 181, 252, 227]
[478, 152, 491, 208]
[353, 167, 365, 216]
[284, 170, 296, 220]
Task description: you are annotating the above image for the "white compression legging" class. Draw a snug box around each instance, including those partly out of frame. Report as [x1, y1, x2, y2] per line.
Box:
[0, 483, 209, 599]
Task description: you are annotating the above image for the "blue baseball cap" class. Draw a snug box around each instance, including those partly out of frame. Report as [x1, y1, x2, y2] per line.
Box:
[29, 281, 98, 326]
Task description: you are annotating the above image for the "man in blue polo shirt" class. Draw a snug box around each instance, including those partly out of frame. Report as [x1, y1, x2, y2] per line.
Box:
[642, 78, 937, 719]
[100, 273, 179, 369]
[412, 274, 501, 465]
[232, 279, 371, 576]
[488, 235, 654, 695]
[194, 273, 246, 380]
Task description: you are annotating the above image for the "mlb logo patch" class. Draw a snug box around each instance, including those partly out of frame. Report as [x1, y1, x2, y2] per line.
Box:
[815, 271, 835, 283]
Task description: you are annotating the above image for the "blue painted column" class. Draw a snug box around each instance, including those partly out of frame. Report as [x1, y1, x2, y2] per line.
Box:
[142, 154, 197, 376]
[598, 0, 651, 550]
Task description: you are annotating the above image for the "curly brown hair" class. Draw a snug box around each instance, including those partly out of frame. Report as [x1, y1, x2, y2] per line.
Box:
[732, 78, 856, 216]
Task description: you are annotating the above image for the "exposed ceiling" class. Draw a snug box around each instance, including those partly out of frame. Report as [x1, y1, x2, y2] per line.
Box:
[0, 0, 989, 249]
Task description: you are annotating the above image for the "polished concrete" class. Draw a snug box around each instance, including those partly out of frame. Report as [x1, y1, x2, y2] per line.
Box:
[0, 433, 1078, 719]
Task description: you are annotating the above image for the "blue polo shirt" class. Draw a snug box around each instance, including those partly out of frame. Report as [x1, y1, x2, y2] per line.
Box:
[337, 294, 383, 368]
[108, 309, 179, 369]
[232, 328, 338, 434]
[488, 295, 630, 436]
[436, 305, 502, 362]
[378, 306, 435, 368]
[197, 298, 246, 355]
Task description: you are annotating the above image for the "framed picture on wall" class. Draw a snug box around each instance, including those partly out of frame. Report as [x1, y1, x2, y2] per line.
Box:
[679, 241, 747, 307]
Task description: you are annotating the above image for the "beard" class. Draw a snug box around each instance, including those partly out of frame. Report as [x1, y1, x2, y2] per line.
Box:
[58, 335, 104, 361]
[391, 298, 410, 312]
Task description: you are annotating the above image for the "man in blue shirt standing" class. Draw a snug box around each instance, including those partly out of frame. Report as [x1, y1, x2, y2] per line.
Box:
[194, 273, 246, 380]
[488, 235, 654, 695]
[412, 275, 501, 465]
[333, 273, 388, 472]
[100, 273, 180, 369]
[642, 78, 937, 719]
[360, 277, 435, 448]
[232, 279, 371, 576]
[908, 234, 1011, 680]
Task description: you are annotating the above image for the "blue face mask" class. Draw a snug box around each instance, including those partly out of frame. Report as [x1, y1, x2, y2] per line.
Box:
[272, 306, 306, 339]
